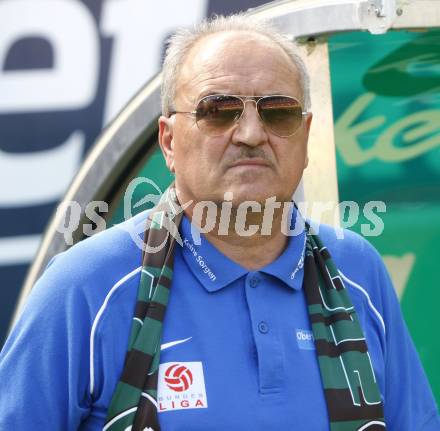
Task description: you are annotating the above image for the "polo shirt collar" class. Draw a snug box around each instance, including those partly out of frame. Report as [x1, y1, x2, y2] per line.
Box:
[179, 206, 306, 293]
[259, 224, 305, 291]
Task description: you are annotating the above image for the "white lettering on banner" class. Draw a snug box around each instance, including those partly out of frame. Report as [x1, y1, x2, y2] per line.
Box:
[0, 131, 84, 207]
[335, 93, 440, 165]
[0, 0, 99, 113]
[101, 0, 207, 123]
[0, 234, 41, 266]
[0, 0, 210, 267]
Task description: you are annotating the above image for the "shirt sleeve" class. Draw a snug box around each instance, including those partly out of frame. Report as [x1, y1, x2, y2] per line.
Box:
[0, 253, 93, 430]
[367, 243, 440, 430]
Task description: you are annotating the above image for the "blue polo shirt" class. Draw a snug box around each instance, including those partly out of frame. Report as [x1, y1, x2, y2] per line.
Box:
[0, 210, 439, 430]
[159, 216, 439, 431]
[158, 215, 325, 430]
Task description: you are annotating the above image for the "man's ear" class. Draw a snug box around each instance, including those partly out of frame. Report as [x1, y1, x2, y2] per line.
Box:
[158, 115, 175, 173]
[303, 112, 313, 169]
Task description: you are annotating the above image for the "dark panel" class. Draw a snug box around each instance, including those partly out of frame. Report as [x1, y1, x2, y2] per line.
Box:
[4, 38, 53, 71]
[207, 0, 270, 16]
[0, 266, 27, 345]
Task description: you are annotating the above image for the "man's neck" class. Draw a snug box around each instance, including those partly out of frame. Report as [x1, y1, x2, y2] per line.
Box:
[186, 205, 289, 271]
[204, 227, 288, 271]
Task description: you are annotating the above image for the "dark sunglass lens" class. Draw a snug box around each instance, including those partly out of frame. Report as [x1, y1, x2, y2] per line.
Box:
[259, 96, 303, 137]
[196, 95, 243, 135]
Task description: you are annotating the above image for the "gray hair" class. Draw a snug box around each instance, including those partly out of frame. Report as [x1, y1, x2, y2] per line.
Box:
[161, 14, 311, 116]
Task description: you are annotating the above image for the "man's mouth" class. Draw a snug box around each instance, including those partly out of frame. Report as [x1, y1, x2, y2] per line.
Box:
[229, 159, 271, 168]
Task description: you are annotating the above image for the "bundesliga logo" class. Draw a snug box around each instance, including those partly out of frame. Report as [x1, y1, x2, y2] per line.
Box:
[164, 364, 194, 392]
[158, 361, 208, 412]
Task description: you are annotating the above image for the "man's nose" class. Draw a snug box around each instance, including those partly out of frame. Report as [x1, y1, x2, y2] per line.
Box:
[231, 101, 268, 146]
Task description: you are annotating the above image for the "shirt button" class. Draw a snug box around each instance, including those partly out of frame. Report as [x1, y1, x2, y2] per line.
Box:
[258, 321, 269, 334]
[249, 276, 260, 288]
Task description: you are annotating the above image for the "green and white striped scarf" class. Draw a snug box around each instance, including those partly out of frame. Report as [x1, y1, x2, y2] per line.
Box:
[104, 186, 386, 431]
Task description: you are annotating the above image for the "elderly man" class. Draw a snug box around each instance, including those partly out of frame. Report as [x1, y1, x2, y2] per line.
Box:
[0, 14, 439, 431]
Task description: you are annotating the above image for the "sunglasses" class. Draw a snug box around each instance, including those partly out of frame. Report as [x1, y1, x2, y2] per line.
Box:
[169, 94, 308, 138]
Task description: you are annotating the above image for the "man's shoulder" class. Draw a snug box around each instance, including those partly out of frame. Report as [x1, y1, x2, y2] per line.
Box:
[28, 211, 149, 313]
[313, 223, 392, 310]
[313, 223, 383, 268]
[54, 211, 146, 273]
[69, 210, 145, 256]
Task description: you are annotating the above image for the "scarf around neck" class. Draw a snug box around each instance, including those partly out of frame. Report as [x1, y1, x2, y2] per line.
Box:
[104, 186, 386, 431]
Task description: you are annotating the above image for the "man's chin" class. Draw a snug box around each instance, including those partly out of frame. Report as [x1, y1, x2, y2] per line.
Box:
[226, 190, 287, 208]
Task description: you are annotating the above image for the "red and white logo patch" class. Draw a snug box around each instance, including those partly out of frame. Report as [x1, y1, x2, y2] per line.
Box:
[158, 362, 208, 412]
[164, 363, 194, 392]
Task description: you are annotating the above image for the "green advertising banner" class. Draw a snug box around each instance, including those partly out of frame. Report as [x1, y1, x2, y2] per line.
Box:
[329, 29, 440, 403]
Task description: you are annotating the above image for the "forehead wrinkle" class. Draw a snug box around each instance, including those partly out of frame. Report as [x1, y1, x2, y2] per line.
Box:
[176, 31, 303, 106]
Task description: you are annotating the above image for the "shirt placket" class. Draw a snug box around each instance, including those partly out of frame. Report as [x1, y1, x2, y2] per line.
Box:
[245, 272, 284, 394]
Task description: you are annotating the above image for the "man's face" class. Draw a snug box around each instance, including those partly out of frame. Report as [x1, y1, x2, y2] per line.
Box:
[159, 31, 312, 208]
